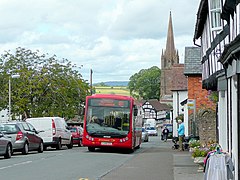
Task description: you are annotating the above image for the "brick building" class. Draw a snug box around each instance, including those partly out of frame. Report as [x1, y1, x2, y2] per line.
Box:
[184, 47, 216, 141]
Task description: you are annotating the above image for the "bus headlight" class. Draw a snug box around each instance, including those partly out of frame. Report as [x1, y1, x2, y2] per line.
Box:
[120, 137, 129, 143]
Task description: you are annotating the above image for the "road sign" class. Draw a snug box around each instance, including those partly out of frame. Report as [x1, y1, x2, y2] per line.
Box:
[187, 99, 195, 110]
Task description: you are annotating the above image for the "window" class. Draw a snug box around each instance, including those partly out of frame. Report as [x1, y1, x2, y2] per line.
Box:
[27, 123, 36, 132]
[21, 123, 30, 131]
[209, 0, 222, 30]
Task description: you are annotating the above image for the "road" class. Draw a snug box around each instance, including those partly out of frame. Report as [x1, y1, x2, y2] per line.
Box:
[0, 136, 182, 180]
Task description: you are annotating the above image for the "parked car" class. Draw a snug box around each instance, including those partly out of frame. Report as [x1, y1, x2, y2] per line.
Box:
[26, 117, 73, 150]
[1, 121, 43, 155]
[146, 127, 158, 136]
[141, 127, 149, 142]
[70, 126, 83, 147]
[0, 130, 12, 159]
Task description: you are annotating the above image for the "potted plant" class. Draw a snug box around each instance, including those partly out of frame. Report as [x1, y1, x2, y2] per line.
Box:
[189, 139, 201, 152]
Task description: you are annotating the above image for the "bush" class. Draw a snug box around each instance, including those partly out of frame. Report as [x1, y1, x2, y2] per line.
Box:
[189, 140, 201, 148]
[192, 147, 210, 158]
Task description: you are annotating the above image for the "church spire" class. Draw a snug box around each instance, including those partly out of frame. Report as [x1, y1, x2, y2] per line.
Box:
[161, 11, 179, 69]
[165, 11, 175, 58]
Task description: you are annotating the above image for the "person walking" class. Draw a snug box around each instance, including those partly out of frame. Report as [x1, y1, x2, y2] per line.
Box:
[162, 126, 169, 142]
[177, 120, 185, 151]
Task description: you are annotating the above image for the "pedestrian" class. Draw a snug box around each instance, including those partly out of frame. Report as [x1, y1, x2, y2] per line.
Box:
[162, 126, 169, 142]
[177, 119, 185, 151]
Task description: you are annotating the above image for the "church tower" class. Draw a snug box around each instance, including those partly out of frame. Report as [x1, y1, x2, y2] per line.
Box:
[160, 12, 179, 103]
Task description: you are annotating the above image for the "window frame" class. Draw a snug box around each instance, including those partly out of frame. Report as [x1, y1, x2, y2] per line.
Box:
[209, 0, 222, 31]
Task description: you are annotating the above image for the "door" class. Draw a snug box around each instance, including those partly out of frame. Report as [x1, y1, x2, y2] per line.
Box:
[21, 123, 38, 150]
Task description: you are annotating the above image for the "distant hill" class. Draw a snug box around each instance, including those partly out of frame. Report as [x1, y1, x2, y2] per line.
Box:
[93, 81, 129, 87]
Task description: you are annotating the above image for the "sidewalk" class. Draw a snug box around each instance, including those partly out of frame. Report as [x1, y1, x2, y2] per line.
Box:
[173, 150, 204, 180]
[101, 140, 204, 180]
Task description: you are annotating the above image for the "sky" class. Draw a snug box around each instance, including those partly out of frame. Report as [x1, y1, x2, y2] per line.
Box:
[0, 0, 200, 84]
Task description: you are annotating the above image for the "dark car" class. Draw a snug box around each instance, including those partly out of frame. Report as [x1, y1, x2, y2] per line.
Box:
[1, 121, 44, 155]
[70, 126, 83, 147]
[0, 131, 12, 159]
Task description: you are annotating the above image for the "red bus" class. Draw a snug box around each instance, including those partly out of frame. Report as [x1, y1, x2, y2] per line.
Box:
[82, 94, 142, 152]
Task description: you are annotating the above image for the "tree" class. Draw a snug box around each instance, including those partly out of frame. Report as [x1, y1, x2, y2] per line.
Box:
[128, 66, 161, 100]
[0, 47, 90, 119]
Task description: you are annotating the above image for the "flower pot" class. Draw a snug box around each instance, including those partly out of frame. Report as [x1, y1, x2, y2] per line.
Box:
[194, 157, 205, 172]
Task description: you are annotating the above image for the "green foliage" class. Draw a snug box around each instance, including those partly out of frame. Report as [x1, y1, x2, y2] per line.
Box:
[128, 66, 161, 100]
[0, 47, 90, 119]
[192, 147, 209, 158]
[189, 140, 201, 148]
[208, 91, 218, 103]
[99, 82, 107, 86]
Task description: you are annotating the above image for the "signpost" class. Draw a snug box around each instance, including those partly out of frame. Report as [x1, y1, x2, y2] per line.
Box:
[188, 99, 196, 136]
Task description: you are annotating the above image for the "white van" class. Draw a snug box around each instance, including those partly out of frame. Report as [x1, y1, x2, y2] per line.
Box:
[25, 117, 73, 150]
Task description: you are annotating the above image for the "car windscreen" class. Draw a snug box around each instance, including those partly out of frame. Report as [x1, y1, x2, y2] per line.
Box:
[147, 127, 155, 130]
[1, 124, 18, 134]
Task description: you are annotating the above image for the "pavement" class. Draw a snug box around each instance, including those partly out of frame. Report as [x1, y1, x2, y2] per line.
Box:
[173, 151, 204, 180]
[101, 139, 204, 180]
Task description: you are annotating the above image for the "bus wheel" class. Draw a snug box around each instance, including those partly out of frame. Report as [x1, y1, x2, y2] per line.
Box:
[88, 147, 95, 152]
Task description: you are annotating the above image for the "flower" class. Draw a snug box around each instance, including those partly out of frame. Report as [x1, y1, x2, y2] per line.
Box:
[189, 140, 201, 148]
[191, 142, 218, 158]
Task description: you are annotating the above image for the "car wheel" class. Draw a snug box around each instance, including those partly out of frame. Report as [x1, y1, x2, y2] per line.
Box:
[56, 138, 62, 150]
[38, 141, 44, 153]
[4, 143, 12, 159]
[67, 139, 73, 149]
[88, 147, 95, 152]
[22, 142, 29, 155]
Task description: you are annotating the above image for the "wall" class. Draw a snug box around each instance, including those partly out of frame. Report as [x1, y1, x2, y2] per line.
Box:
[172, 90, 188, 137]
[188, 76, 215, 110]
[218, 90, 228, 151]
[187, 75, 216, 137]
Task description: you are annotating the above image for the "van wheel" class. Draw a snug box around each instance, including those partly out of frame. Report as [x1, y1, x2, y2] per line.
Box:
[67, 139, 73, 149]
[88, 147, 95, 152]
[38, 141, 44, 153]
[56, 139, 62, 150]
[4, 143, 12, 159]
[22, 142, 29, 155]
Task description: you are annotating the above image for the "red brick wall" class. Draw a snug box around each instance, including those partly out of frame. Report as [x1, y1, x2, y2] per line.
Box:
[188, 76, 215, 111]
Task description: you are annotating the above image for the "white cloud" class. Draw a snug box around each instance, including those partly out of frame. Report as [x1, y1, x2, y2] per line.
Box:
[0, 0, 200, 83]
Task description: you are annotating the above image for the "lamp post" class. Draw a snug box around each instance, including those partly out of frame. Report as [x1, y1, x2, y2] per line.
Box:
[9, 74, 20, 121]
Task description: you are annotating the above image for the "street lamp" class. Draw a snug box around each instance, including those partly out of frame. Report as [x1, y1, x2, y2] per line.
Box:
[9, 74, 20, 121]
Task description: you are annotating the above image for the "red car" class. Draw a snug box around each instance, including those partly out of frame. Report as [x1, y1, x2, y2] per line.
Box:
[70, 126, 83, 147]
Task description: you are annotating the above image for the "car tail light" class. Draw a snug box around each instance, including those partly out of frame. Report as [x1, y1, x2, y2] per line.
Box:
[16, 131, 24, 141]
[52, 119, 56, 135]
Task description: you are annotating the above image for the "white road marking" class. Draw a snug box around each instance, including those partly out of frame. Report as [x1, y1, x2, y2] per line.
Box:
[0, 160, 32, 170]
